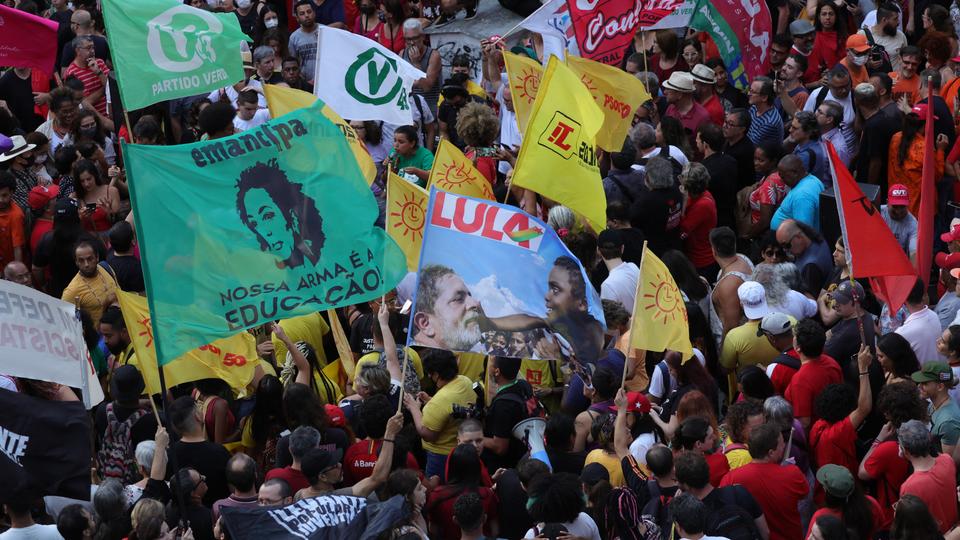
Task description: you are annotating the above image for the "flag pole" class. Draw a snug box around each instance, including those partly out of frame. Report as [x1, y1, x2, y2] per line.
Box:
[623, 240, 648, 388]
[640, 31, 649, 74]
[827, 140, 867, 346]
[396, 353, 409, 414]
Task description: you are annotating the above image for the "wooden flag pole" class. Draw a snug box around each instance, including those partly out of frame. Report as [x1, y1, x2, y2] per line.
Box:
[326, 309, 356, 380]
[397, 353, 409, 414]
[623, 240, 648, 388]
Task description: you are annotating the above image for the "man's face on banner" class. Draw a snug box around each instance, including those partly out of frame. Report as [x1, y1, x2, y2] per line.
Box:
[430, 273, 482, 349]
[243, 188, 295, 262]
[545, 265, 585, 321]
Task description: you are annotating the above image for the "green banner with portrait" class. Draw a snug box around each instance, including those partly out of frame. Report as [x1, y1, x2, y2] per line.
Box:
[124, 102, 406, 365]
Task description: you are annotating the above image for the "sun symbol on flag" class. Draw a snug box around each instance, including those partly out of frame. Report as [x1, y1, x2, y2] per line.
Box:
[137, 316, 154, 348]
[436, 160, 477, 188]
[643, 271, 686, 324]
[579, 74, 598, 94]
[515, 68, 541, 104]
[389, 193, 425, 240]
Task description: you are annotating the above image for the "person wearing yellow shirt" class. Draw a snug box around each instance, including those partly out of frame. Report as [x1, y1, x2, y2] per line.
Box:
[437, 53, 488, 107]
[722, 398, 765, 470]
[272, 312, 329, 369]
[404, 349, 477, 482]
[61, 241, 117, 327]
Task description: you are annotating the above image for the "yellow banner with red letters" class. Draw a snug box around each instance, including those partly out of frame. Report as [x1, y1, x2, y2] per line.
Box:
[116, 290, 258, 396]
[427, 140, 495, 201]
[565, 54, 651, 152]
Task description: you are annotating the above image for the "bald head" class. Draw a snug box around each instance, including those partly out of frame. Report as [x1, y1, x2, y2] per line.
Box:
[775, 219, 810, 255]
[71, 10, 93, 32]
[3, 261, 31, 288]
[225, 453, 257, 494]
[777, 154, 806, 187]
[775, 219, 800, 244]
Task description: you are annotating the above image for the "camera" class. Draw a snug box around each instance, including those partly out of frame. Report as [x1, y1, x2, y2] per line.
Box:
[451, 402, 485, 420]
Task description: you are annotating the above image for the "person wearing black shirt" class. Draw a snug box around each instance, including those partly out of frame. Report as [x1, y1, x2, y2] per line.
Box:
[33, 198, 106, 299]
[721, 108, 756, 189]
[853, 82, 900, 193]
[94, 365, 158, 458]
[167, 468, 216, 540]
[697, 123, 739, 229]
[629, 156, 682, 256]
[0, 69, 45, 132]
[916, 68, 957, 146]
[166, 396, 231, 508]
[541, 413, 587, 475]
[104, 221, 144, 293]
[493, 458, 548, 540]
[482, 357, 532, 471]
[674, 451, 769, 538]
[60, 10, 110, 74]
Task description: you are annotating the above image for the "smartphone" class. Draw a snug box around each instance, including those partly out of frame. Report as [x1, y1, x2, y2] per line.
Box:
[475, 146, 498, 157]
[85, 203, 97, 212]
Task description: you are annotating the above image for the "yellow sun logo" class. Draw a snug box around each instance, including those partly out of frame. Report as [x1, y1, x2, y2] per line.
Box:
[137, 316, 154, 348]
[389, 192, 425, 240]
[579, 74, 598, 95]
[436, 160, 478, 188]
[514, 68, 541, 104]
[643, 271, 686, 324]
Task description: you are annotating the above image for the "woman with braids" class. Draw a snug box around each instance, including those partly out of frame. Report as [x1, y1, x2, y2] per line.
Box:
[596, 487, 660, 540]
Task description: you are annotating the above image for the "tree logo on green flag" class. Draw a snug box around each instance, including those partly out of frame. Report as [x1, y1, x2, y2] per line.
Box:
[146, 5, 222, 73]
[344, 48, 409, 109]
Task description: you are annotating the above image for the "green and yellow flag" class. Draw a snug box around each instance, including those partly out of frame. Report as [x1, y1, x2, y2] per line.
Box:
[263, 84, 376, 186]
[629, 245, 693, 361]
[510, 56, 606, 232]
[565, 54, 651, 152]
[124, 102, 406, 365]
[386, 172, 428, 271]
[502, 51, 543, 133]
[427, 140, 494, 201]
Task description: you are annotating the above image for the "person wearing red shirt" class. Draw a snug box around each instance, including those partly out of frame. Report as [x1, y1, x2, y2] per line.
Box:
[759, 312, 799, 394]
[264, 425, 318, 494]
[674, 416, 730, 487]
[675, 451, 770, 538]
[27, 184, 58, 256]
[63, 36, 109, 117]
[342, 394, 420, 485]
[678, 163, 717, 277]
[809, 347, 873, 484]
[808, 464, 884, 540]
[426, 444, 499, 540]
[444, 419, 493, 487]
[691, 64, 724, 126]
[784, 319, 843, 430]
[663, 72, 712, 135]
[858, 382, 926, 529]
[720, 423, 809, 540]
[898, 419, 959, 534]
[808, 2, 847, 79]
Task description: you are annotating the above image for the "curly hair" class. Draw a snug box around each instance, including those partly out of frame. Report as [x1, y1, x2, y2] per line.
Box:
[680, 162, 710, 195]
[456, 102, 499, 148]
[725, 398, 763, 443]
[919, 31, 954, 65]
[527, 473, 585, 524]
[878, 381, 928, 427]
[553, 255, 588, 307]
[815, 383, 857, 424]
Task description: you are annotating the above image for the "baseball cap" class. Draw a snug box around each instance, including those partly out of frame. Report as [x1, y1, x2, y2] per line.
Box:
[580, 462, 610, 486]
[912, 362, 956, 384]
[611, 391, 652, 414]
[55, 197, 79, 219]
[737, 281, 769, 320]
[598, 229, 624, 250]
[941, 224, 960, 243]
[28, 185, 59, 212]
[757, 312, 793, 337]
[324, 404, 346, 428]
[110, 365, 145, 403]
[816, 464, 855, 498]
[789, 19, 815, 36]
[911, 103, 939, 120]
[846, 34, 870, 53]
[887, 184, 909, 207]
[828, 280, 864, 305]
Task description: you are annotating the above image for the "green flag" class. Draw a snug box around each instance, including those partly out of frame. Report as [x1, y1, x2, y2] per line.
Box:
[102, 0, 248, 111]
[124, 102, 407, 365]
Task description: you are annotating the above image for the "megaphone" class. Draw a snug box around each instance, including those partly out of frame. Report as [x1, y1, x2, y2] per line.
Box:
[513, 417, 552, 472]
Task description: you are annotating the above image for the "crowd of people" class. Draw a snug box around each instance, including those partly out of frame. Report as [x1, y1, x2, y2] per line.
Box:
[8, 0, 960, 539]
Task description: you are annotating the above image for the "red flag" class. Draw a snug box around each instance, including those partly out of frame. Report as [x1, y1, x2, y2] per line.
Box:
[917, 96, 937, 287]
[566, 0, 683, 66]
[828, 142, 916, 313]
[0, 5, 59, 74]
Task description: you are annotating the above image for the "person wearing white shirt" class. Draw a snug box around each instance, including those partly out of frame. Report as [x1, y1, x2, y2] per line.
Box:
[232, 90, 271, 132]
[896, 278, 948, 364]
[0, 501, 64, 540]
[629, 122, 689, 175]
[598, 229, 640, 311]
[496, 83, 522, 175]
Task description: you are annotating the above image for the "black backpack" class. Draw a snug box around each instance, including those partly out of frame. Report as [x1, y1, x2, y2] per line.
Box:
[704, 487, 764, 540]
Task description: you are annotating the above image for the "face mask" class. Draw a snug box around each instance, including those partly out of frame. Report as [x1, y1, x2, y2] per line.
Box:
[360, 5, 376, 14]
[236, 0, 252, 8]
[852, 54, 868, 66]
[80, 127, 98, 138]
[264, 18, 278, 28]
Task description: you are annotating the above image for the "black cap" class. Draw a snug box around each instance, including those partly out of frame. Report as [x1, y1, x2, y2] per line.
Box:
[598, 229, 624, 250]
[580, 462, 610, 485]
[55, 197, 79, 218]
[440, 84, 469, 100]
[110, 365, 145, 403]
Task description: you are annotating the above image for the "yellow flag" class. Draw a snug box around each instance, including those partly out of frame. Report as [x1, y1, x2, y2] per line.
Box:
[427, 140, 494, 201]
[502, 51, 543, 133]
[386, 172, 428, 270]
[510, 56, 606, 232]
[263, 84, 376, 186]
[628, 245, 693, 361]
[565, 54, 651, 152]
[116, 291, 258, 396]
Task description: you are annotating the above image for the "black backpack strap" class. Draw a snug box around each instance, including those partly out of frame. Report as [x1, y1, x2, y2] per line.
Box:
[412, 95, 427, 144]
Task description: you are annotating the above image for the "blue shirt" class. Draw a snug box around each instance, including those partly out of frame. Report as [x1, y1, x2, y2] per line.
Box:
[771, 174, 824, 231]
[747, 106, 784, 148]
[794, 140, 829, 186]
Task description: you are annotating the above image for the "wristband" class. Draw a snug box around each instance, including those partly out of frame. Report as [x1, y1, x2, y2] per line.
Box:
[383, 438, 395, 443]
[859, 371, 869, 376]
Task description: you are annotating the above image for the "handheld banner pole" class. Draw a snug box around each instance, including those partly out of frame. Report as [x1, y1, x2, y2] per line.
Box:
[623, 241, 648, 388]
[397, 354, 409, 414]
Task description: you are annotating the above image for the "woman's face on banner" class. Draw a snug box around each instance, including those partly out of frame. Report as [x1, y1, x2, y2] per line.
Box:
[545, 266, 583, 320]
[243, 188, 295, 261]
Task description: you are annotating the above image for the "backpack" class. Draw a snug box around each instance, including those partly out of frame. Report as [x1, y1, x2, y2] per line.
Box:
[704, 487, 764, 540]
[97, 403, 148, 484]
[637, 152, 683, 182]
[495, 380, 546, 419]
[641, 481, 675, 540]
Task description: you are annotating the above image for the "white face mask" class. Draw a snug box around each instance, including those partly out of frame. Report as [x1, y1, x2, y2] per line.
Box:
[852, 54, 868, 66]
[236, 0, 252, 8]
[264, 18, 278, 28]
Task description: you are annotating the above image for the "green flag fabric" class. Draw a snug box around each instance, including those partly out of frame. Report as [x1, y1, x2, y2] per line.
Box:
[124, 102, 407, 365]
[102, 0, 248, 111]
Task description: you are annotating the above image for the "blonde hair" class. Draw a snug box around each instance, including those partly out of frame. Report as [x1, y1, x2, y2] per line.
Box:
[131, 498, 165, 540]
[455, 102, 499, 148]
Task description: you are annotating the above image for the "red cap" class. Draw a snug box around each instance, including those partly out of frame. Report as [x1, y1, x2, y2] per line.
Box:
[846, 34, 870, 53]
[27, 184, 59, 211]
[324, 404, 346, 428]
[941, 224, 960, 243]
[911, 103, 939, 120]
[888, 184, 909, 206]
[611, 391, 652, 414]
[938, 251, 960, 269]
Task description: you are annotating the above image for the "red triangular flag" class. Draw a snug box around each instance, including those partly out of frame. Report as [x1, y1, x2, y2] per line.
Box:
[917, 95, 937, 286]
[828, 142, 916, 313]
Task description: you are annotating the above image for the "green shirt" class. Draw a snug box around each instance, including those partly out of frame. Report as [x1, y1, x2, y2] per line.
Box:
[932, 399, 960, 446]
[390, 146, 434, 188]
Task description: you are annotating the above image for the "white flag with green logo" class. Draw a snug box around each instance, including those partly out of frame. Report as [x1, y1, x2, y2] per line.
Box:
[314, 26, 426, 125]
[102, 0, 248, 111]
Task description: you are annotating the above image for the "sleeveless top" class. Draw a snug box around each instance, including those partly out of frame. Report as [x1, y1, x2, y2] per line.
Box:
[708, 254, 754, 349]
[403, 46, 440, 113]
[199, 395, 236, 441]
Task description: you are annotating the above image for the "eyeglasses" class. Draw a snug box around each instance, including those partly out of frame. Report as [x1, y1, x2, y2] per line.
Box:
[780, 232, 800, 249]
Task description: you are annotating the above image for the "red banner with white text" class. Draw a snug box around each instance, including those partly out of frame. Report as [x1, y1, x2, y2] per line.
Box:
[567, 0, 684, 66]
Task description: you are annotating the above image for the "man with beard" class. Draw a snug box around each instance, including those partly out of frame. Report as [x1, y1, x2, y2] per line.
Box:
[99, 305, 135, 368]
[412, 264, 485, 351]
[861, 3, 907, 72]
[62, 241, 117, 327]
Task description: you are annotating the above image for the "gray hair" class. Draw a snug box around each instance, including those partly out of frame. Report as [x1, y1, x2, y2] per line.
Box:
[763, 396, 794, 432]
[752, 263, 790, 308]
[820, 100, 843, 128]
[681, 162, 710, 195]
[898, 419, 932, 457]
[629, 122, 657, 151]
[644, 156, 675, 189]
[402, 18, 423, 32]
[547, 206, 576, 231]
[253, 45, 275, 65]
[289, 425, 321, 459]
[134, 440, 156, 470]
[853, 82, 878, 108]
[634, 71, 659, 93]
[71, 35, 93, 52]
[94, 478, 126, 515]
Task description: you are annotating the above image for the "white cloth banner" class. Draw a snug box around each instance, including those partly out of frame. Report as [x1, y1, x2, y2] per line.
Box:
[314, 26, 426, 125]
[0, 280, 103, 408]
[641, 0, 694, 29]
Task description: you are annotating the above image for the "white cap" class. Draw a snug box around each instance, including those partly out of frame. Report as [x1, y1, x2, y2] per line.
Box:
[737, 281, 770, 320]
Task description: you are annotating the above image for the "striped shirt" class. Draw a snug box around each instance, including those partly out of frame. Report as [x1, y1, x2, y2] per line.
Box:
[747, 105, 784, 148]
[65, 59, 109, 116]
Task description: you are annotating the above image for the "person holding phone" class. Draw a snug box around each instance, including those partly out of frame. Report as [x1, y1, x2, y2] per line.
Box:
[70, 159, 119, 236]
[64, 35, 110, 117]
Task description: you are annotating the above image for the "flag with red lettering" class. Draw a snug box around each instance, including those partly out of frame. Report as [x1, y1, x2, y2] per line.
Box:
[565, 0, 684, 65]
[828, 142, 916, 313]
[407, 189, 606, 362]
[917, 94, 936, 287]
[0, 5, 58, 73]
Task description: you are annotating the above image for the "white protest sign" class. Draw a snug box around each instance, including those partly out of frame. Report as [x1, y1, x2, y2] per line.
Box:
[0, 280, 104, 408]
[641, 0, 694, 29]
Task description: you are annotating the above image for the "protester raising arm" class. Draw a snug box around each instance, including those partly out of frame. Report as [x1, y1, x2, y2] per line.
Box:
[379, 302, 402, 382]
[849, 345, 875, 429]
[273, 323, 311, 386]
[613, 388, 632, 459]
[351, 412, 404, 498]
[143, 426, 172, 503]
